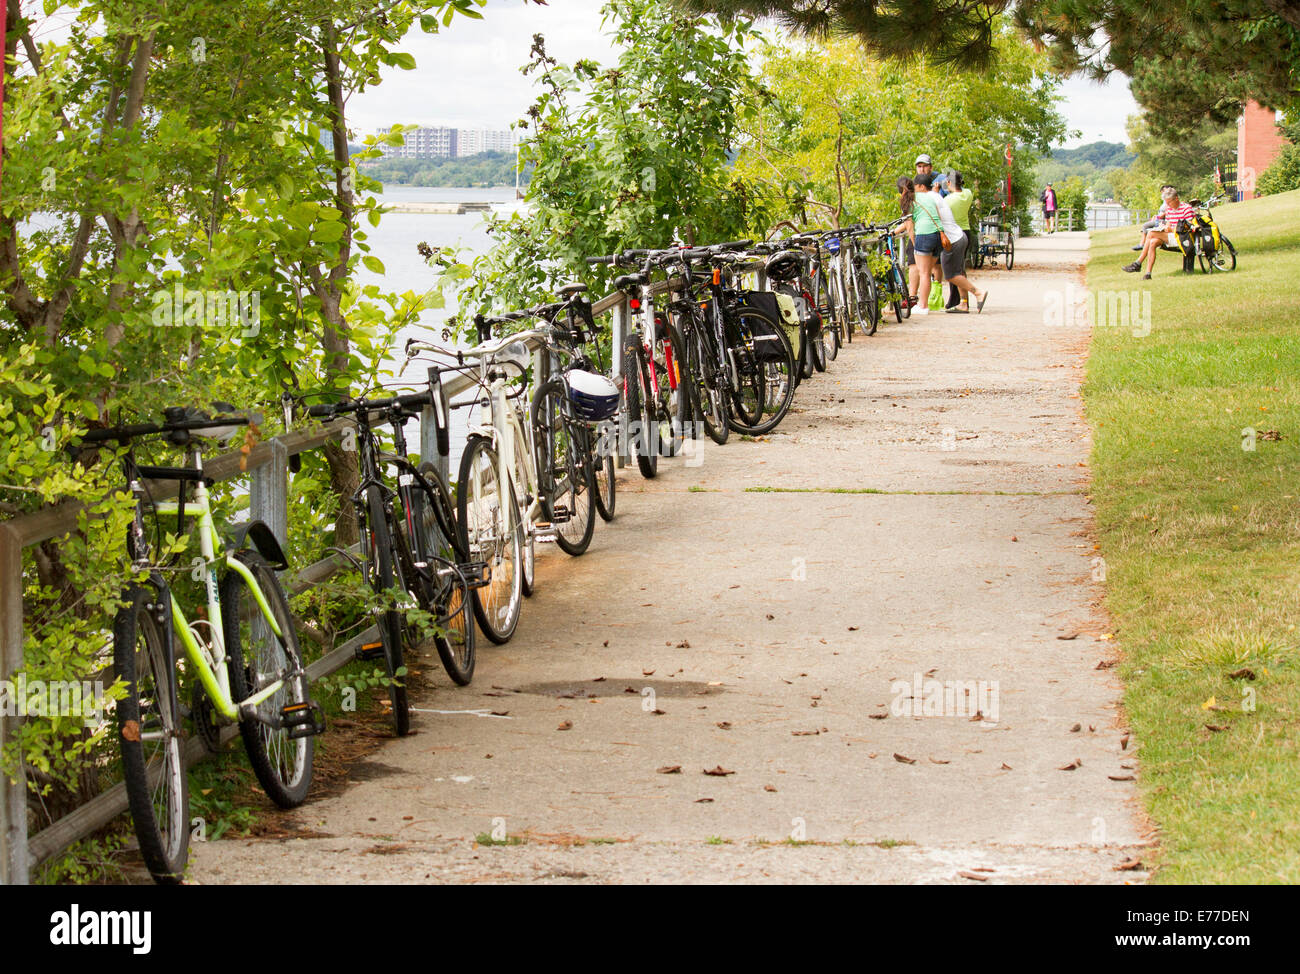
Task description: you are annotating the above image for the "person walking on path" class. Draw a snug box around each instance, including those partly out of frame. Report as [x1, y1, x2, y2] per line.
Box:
[939, 172, 986, 313]
[1041, 183, 1058, 233]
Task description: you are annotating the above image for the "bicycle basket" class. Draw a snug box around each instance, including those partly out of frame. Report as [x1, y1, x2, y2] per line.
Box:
[566, 369, 620, 422]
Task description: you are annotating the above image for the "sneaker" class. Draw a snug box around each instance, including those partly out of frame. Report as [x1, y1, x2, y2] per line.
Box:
[912, 306, 929, 316]
[1131, 245, 1143, 251]
[1142, 272, 1151, 280]
[1122, 261, 1141, 273]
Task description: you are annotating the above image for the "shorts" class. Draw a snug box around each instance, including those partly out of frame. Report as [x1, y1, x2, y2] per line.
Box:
[914, 231, 941, 257]
[940, 233, 968, 279]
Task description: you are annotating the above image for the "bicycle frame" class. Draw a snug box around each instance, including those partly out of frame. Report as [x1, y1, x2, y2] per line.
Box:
[135, 460, 288, 725]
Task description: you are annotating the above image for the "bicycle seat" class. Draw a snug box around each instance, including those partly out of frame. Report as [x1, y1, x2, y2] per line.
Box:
[614, 271, 648, 288]
[557, 282, 588, 296]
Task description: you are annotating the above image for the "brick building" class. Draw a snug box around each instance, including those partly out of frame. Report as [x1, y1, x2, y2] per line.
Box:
[1236, 100, 1288, 200]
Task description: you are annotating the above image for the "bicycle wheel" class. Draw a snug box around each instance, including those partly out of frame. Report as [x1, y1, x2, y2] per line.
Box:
[506, 440, 536, 598]
[222, 550, 314, 805]
[653, 319, 691, 456]
[858, 265, 880, 336]
[593, 427, 616, 521]
[825, 309, 840, 361]
[407, 462, 476, 685]
[1212, 235, 1236, 272]
[365, 485, 410, 735]
[728, 309, 796, 436]
[457, 434, 523, 644]
[686, 323, 729, 445]
[114, 586, 189, 884]
[622, 340, 660, 479]
[532, 378, 597, 557]
[891, 266, 908, 322]
[1005, 236, 1015, 270]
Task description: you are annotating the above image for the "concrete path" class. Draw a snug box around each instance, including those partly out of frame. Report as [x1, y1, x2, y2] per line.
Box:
[191, 231, 1151, 884]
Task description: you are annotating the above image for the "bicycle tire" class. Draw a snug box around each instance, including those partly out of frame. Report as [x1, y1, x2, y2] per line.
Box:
[532, 377, 597, 557]
[727, 309, 796, 436]
[686, 323, 729, 445]
[654, 319, 691, 457]
[594, 441, 616, 521]
[506, 439, 536, 598]
[221, 550, 315, 805]
[1006, 236, 1015, 270]
[858, 265, 880, 336]
[114, 586, 189, 884]
[1213, 235, 1236, 272]
[622, 340, 660, 479]
[365, 485, 410, 736]
[457, 434, 523, 644]
[407, 462, 476, 685]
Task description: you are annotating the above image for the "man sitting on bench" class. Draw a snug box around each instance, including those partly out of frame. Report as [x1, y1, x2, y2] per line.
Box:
[1124, 187, 1196, 279]
[1132, 184, 1175, 250]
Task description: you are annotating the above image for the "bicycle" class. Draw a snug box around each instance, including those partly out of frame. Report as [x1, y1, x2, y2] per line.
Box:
[874, 218, 912, 323]
[79, 407, 324, 884]
[587, 249, 692, 478]
[300, 378, 485, 733]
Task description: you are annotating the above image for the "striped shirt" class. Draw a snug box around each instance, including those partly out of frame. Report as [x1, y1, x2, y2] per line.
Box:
[1164, 202, 1196, 227]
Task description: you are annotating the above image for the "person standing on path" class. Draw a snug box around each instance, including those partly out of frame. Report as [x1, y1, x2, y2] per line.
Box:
[897, 176, 920, 307]
[1041, 183, 1058, 233]
[939, 172, 986, 313]
[911, 173, 987, 315]
[915, 154, 944, 302]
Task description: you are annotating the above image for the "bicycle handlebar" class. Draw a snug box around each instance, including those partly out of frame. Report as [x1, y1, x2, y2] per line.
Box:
[78, 414, 250, 444]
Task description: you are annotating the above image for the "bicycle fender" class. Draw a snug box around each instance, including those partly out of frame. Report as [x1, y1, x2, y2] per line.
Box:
[230, 519, 289, 571]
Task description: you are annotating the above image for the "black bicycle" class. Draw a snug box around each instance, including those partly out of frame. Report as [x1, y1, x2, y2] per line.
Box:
[300, 375, 486, 734]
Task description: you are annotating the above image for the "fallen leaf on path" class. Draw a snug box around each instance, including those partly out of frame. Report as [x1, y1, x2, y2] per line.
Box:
[603, 640, 609, 647]
[792, 729, 820, 736]
[703, 766, 735, 776]
[764, 784, 777, 792]
[642, 669, 655, 676]
[1070, 723, 1082, 733]
[1227, 667, 1256, 680]
[1121, 734, 1130, 750]
[657, 765, 682, 774]
[765, 614, 774, 620]
[676, 640, 691, 648]
[716, 721, 732, 730]
[1058, 759, 1082, 771]
[695, 798, 714, 803]
[1000, 763, 1013, 770]
[869, 712, 888, 720]
[1114, 857, 1143, 871]
[893, 753, 917, 765]
[929, 757, 950, 765]
[848, 626, 859, 631]
[490, 711, 510, 717]
[652, 709, 666, 715]
[1057, 632, 1081, 640]
[1108, 774, 1136, 781]
[969, 710, 984, 722]
[1095, 659, 1117, 669]
[557, 721, 573, 731]
[958, 871, 988, 882]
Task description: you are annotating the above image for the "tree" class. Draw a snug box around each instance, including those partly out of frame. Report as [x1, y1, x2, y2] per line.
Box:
[684, 1, 1300, 141]
[736, 25, 1068, 231]
[437, 0, 776, 327]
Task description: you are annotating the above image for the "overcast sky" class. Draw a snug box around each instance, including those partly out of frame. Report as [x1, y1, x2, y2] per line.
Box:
[348, 0, 1139, 148]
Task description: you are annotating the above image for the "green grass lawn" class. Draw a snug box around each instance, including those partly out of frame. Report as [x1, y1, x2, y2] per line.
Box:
[1085, 189, 1300, 883]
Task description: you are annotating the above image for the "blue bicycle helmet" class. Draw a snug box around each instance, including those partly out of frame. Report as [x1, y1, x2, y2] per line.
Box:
[566, 370, 620, 422]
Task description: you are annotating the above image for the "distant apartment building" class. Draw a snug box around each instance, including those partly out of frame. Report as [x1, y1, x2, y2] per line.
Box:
[458, 128, 516, 156]
[377, 125, 458, 159]
[375, 125, 514, 160]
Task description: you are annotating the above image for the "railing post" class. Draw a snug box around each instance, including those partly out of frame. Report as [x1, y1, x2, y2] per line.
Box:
[249, 438, 289, 548]
[611, 298, 629, 469]
[420, 405, 448, 483]
[0, 524, 30, 885]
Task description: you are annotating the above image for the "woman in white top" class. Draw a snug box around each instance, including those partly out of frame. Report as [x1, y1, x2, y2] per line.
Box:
[914, 175, 988, 314]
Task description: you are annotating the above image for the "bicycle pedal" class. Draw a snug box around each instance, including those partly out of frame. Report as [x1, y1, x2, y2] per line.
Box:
[551, 505, 572, 524]
[356, 639, 386, 662]
[535, 524, 559, 542]
[461, 560, 492, 590]
[281, 701, 326, 739]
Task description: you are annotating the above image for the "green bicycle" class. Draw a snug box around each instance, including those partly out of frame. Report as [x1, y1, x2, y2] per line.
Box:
[80, 407, 323, 884]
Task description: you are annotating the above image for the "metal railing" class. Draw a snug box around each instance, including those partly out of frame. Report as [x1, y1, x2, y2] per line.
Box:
[0, 256, 797, 884]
